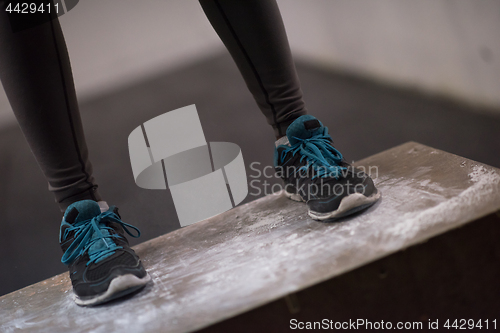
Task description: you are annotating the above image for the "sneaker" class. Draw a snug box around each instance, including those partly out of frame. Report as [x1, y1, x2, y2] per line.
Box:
[275, 115, 380, 220]
[59, 200, 150, 306]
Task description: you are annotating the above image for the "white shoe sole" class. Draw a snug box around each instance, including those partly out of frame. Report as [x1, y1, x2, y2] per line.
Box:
[73, 273, 151, 306]
[284, 189, 381, 221]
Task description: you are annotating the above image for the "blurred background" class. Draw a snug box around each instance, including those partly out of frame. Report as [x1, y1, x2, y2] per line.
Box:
[1, 0, 499, 296]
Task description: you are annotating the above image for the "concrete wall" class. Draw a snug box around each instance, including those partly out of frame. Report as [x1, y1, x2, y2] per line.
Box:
[0, 0, 223, 128]
[280, 0, 500, 111]
[1, 0, 499, 128]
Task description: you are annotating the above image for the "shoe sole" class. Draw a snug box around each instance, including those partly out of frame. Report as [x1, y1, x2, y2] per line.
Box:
[73, 273, 151, 306]
[284, 189, 381, 221]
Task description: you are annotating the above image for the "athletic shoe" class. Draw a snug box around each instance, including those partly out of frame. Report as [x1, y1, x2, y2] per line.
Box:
[274, 115, 380, 220]
[59, 200, 150, 306]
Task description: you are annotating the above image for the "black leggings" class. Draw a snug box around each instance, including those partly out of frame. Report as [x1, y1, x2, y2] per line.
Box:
[0, 0, 307, 210]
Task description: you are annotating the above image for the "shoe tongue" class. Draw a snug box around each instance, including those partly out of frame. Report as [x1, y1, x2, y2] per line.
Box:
[286, 115, 325, 146]
[63, 200, 101, 224]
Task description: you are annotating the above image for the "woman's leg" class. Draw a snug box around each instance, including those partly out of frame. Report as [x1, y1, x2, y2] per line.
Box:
[199, 0, 307, 138]
[0, 3, 101, 211]
[0, 5, 150, 306]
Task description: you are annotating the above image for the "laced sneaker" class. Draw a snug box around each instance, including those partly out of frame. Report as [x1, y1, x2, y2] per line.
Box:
[59, 200, 150, 306]
[275, 115, 380, 220]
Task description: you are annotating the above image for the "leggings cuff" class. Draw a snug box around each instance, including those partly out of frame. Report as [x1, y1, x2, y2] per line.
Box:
[57, 187, 102, 212]
[272, 115, 305, 138]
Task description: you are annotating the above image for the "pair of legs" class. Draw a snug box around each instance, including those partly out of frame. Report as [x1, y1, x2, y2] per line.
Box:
[0, 0, 307, 210]
[1, 0, 380, 306]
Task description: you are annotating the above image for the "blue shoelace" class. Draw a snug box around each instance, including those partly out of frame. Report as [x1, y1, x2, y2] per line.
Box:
[280, 130, 346, 180]
[61, 209, 140, 266]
